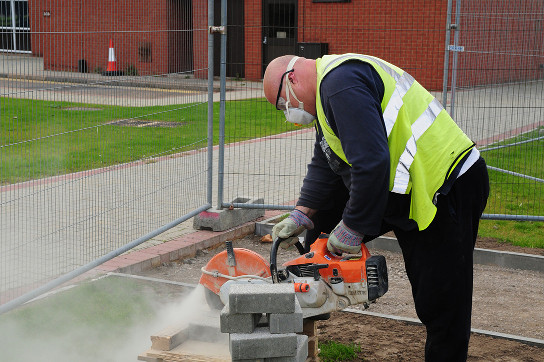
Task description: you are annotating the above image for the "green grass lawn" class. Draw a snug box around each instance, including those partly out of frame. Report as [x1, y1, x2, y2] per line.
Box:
[482, 127, 543, 215]
[478, 219, 544, 248]
[1, 97, 542, 247]
[319, 340, 362, 361]
[479, 127, 544, 247]
[0, 97, 298, 183]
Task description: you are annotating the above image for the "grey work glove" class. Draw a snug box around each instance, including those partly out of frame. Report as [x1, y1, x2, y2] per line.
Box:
[327, 220, 364, 255]
[272, 209, 314, 250]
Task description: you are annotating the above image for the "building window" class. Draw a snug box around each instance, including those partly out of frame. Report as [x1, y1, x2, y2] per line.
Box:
[138, 42, 152, 63]
[0, 0, 31, 53]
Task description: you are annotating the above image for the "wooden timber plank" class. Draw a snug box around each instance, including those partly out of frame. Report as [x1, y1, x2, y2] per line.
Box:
[144, 339, 230, 362]
[150, 325, 189, 351]
[138, 349, 163, 362]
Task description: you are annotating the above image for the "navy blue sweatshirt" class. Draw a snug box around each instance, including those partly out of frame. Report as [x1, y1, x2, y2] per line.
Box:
[297, 60, 415, 235]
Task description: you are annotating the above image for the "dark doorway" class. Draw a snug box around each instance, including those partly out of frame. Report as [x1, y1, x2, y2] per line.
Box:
[169, 0, 193, 74]
[213, 0, 245, 78]
[262, 0, 297, 76]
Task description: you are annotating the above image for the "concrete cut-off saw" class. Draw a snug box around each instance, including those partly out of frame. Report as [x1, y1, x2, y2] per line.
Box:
[199, 234, 388, 319]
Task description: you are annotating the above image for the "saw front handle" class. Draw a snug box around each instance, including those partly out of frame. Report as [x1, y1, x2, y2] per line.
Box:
[270, 237, 305, 283]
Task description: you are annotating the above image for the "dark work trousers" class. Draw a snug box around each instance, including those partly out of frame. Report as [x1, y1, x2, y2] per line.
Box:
[395, 157, 489, 361]
[306, 157, 489, 361]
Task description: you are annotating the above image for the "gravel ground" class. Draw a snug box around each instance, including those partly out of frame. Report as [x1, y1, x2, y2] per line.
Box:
[137, 234, 544, 340]
[135, 233, 544, 360]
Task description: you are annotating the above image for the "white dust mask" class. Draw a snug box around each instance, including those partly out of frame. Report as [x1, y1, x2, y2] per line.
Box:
[282, 57, 315, 126]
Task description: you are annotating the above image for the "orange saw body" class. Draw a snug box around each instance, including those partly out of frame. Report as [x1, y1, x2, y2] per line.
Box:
[199, 234, 388, 318]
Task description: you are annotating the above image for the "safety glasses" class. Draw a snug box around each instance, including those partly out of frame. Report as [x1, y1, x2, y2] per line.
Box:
[275, 69, 294, 111]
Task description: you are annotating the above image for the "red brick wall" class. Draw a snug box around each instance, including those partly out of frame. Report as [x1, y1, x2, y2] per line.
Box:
[240, 0, 446, 89]
[244, 1, 262, 81]
[28, 0, 542, 88]
[456, 0, 544, 87]
[192, 0, 208, 79]
[168, 0, 194, 73]
[30, 0, 170, 75]
[299, 0, 447, 89]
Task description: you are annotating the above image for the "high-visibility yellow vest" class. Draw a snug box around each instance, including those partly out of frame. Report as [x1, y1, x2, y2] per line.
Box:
[315, 54, 474, 230]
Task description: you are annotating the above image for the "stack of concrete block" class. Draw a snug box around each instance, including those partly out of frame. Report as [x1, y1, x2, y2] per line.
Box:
[138, 309, 230, 361]
[220, 283, 309, 362]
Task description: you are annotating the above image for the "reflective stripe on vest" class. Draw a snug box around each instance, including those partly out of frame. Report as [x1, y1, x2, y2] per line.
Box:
[392, 98, 444, 193]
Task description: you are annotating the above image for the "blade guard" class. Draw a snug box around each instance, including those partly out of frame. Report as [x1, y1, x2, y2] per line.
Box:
[199, 248, 271, 294]
[283, 235, 372, 284]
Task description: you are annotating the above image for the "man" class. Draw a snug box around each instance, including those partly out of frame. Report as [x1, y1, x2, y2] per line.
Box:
[263, 54, 489, 361]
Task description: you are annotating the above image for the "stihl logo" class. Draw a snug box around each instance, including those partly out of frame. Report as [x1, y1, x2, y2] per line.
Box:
[348, 290, 365, 296]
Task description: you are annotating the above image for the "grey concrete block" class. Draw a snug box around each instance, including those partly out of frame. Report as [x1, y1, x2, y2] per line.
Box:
[367, 236, 544, 273]
[474, 248, 544, 273]
[229, 327, 298, 359]
[268, 298, 303, 334]
[220, 303, 262, 334]
[193, 197, 265, 231]
[229, 283, 296, 314]
[265, 335, 309, 362]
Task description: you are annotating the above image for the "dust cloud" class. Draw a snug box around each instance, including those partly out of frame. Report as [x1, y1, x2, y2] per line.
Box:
[0, 282, 224, 362]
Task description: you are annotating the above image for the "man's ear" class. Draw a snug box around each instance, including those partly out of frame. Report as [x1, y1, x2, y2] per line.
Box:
[287, 71, 296, 84]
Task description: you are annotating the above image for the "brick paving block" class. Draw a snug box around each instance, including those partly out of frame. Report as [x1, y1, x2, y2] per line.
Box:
[229, 327, 298, 359]
[269, 298, 303, 334]
[229, 283, 295, 314]
[165, 238, 196, 250]
[220, 303, 262, 334]
[123, 251, 158, 262]
[266, 335, 309, 362]
[177, 241, 198, 259]
[96, 262, 120, 272]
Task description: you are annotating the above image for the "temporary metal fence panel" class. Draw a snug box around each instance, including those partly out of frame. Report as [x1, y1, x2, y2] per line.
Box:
[0, 1, 213, 311]
[218, 0, 459, 211]
[217, 0, 542, 222]
[215, 0, 314, 211]
[444, 0, 544, 220]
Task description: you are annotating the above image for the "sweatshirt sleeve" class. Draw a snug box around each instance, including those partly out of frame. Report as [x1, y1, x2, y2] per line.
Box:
[320, 61, 390, 235]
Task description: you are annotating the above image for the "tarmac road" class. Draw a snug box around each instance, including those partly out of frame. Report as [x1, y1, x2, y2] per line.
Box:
[1, 78, 204, 106]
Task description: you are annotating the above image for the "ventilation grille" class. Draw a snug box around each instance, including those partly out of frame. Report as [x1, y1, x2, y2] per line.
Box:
[287, 264, 315, 278]
[367, 265, 380, 286]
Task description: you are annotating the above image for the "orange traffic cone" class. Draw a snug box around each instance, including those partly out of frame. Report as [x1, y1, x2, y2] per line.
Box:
[104, 39, 123, 76]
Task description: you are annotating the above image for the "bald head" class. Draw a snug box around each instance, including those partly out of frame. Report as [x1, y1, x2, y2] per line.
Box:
[263, 55, 317, 115]
[263, 55, 296, 105]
